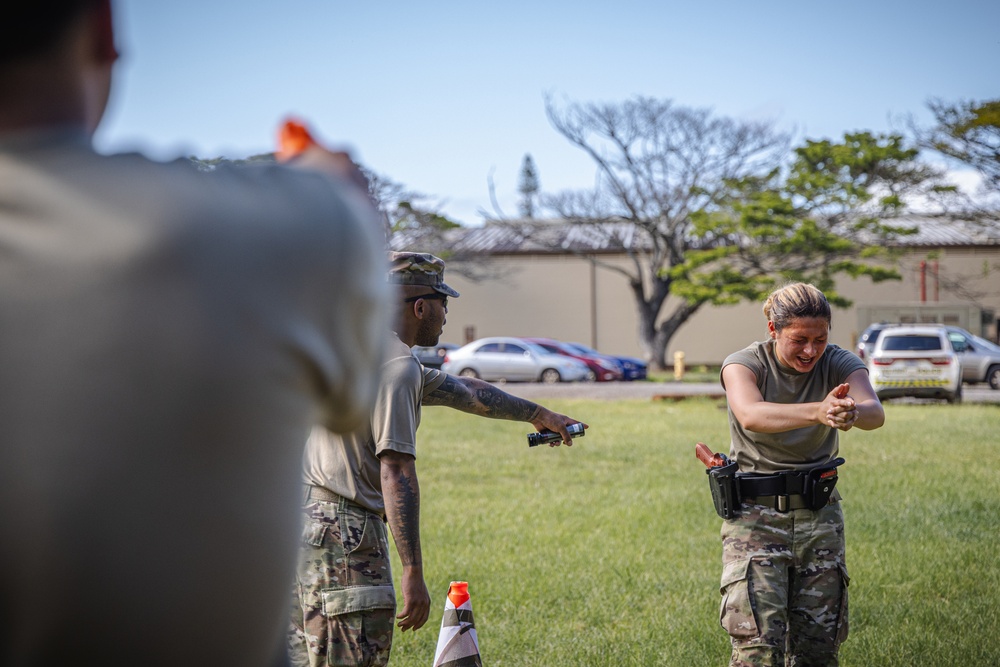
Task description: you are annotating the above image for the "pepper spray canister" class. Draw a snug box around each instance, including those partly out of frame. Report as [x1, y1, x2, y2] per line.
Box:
[527, 422, 585, 447]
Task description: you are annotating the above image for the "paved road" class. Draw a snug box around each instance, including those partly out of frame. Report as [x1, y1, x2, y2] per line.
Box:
[497, 381, 1000, 404]
[499, 381, 722, 401]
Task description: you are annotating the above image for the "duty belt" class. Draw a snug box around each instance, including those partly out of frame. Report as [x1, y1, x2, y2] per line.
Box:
[704, 457, 845, 519]
[738, 472, 809, 497]
[741, 493, 837, 512]
[736, 459, 844, 513]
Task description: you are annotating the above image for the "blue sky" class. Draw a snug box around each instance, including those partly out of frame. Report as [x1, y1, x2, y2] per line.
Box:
[96, 0, 999, 225]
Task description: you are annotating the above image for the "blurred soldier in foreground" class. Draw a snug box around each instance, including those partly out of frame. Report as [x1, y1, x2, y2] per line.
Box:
[290, 252, 586, 667]
[0, 1, 389, 665]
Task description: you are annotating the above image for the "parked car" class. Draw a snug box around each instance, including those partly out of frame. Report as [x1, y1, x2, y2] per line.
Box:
[441, 337, 590, 383]
[565, 342, 648, 381]
[522, 337, 624, 382]
[411, 343, 458, 369]
[944, 327, 1000, 390]
[858, 323, 1000, 390]
[855, 323, 892, 363]
[867, 325, 962, 403]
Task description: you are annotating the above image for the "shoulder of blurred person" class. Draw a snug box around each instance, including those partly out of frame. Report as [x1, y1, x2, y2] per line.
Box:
[0, 2, 391, 664]
[1, 128, 391, 432]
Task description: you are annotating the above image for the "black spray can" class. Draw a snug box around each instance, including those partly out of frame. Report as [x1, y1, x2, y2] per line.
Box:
[527, 422, 585, 447]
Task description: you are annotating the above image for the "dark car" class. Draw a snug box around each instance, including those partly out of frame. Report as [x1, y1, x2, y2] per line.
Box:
[522, 337, 624, 382]
[855, 323, 891, 362]
[411, 343, 458, 369]
[565, 342, 648, 381]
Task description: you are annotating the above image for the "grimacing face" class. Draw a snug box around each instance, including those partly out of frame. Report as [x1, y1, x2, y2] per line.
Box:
[770, 316, 830, 373]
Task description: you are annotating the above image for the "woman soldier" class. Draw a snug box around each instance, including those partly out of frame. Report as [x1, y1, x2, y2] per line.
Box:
[718, 282, 884, 667]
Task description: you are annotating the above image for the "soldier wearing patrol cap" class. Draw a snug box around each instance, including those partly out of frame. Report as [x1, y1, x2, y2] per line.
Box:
[289, 252, 586, 667]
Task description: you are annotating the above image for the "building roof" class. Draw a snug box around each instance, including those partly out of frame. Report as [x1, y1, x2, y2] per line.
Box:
[390, 214, 1000, 255]
[885, 215, 1000, 246]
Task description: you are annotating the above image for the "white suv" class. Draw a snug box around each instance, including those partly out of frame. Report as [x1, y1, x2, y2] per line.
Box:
[868, 326, 962, 403]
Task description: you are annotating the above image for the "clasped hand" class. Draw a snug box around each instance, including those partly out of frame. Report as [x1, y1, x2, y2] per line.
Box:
[823, 383, 859, 431]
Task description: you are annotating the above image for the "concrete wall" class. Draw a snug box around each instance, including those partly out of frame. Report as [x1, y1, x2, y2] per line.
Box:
[440, 247, 1000, 366]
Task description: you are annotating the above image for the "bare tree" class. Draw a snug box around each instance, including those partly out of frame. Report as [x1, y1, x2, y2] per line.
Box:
[916, 98, 1000, 195]
[541, 97, 952, 368]
[370, 171, 504, 282]
[543, 96, 790, 367]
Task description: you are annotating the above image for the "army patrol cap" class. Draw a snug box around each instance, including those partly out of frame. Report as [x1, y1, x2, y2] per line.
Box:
[388, 252, 460, 298]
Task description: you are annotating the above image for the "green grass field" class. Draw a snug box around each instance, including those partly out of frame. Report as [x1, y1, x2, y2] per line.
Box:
[384, 399, 1000, 666]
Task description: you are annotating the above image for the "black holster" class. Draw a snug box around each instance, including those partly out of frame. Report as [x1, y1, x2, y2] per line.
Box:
[805, 458, 843, 509]
[706, 461, 741, 519]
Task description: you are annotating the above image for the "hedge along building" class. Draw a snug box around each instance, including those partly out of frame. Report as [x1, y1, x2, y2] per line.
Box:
[391, 215, 1000, 367]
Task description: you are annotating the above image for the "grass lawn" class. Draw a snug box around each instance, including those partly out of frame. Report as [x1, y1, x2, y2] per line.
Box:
[384, 398, 1000, 666]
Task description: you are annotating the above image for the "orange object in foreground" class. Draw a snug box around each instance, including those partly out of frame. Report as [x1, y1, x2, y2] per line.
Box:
[696, 442, 728, 468]
[447, 581, 470, 609]
[276, 119, 318, 162]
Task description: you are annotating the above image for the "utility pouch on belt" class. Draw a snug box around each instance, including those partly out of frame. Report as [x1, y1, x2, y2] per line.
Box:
[806, 457, 845, 510]
[706, 461, 741, 519]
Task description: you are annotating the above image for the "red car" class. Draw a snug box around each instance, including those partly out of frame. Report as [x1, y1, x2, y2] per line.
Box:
[522, 338, 624, 382]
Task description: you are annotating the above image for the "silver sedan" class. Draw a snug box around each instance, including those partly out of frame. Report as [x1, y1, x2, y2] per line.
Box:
[441, 337, 590, 383]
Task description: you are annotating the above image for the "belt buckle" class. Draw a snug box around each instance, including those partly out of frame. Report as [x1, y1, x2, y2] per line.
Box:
[777, 495, 789, 512]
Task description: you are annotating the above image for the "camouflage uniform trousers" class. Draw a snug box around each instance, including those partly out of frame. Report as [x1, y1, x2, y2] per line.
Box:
[288, 493, 396, 667]
[719, 500, 849, 667]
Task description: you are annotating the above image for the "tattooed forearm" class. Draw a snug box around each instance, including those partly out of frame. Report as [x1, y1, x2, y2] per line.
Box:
[423, 374, 540, 421]
[473, 385, 540, 421]
[381, 454, 421, 567]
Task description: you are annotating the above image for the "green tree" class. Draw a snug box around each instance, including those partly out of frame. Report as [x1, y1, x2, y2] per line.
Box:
[675, 132, 939, 313]
[544, 96, 944, 369]
[188, 153, 277, 171]
[366, 170, 459, 239]
[370, 172, 503, 281]
[517, 154, 540, 219]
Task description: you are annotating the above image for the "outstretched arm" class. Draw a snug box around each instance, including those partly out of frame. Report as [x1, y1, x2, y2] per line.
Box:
[380, 451, 430, 631]
[722, 364, 858, 433]
[422, 374, 587, 445]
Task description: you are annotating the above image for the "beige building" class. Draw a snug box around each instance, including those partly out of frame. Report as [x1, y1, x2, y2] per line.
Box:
[395, 216, 1000, 366]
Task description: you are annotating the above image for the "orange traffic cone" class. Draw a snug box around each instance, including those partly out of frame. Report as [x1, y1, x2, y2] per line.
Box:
[433, 581, 482, 667]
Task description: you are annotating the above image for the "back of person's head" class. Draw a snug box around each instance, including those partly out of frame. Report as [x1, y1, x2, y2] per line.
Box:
[0, 0, 101, 63]
[763, 282, 831, 331]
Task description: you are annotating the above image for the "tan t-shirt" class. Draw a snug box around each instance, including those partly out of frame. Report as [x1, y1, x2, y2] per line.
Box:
[721, 341, 866, 473]
[303, 334, 446, 514]
[0, 130, 389, 665]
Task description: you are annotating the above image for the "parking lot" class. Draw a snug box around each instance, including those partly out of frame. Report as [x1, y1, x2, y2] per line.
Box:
[501, 381, 1000, 404]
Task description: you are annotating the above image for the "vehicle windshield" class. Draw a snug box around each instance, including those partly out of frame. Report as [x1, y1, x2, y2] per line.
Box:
[882, 335, 943, 352]
[521, 341, 559, 357]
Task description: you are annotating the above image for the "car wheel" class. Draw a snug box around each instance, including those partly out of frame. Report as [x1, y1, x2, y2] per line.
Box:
[988, 365, 1000, 390]
[584, 370, 597, 382]
[947, 385, 963, 404]
[540, 368, 561, 384]
[458, 368, 479, 379]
